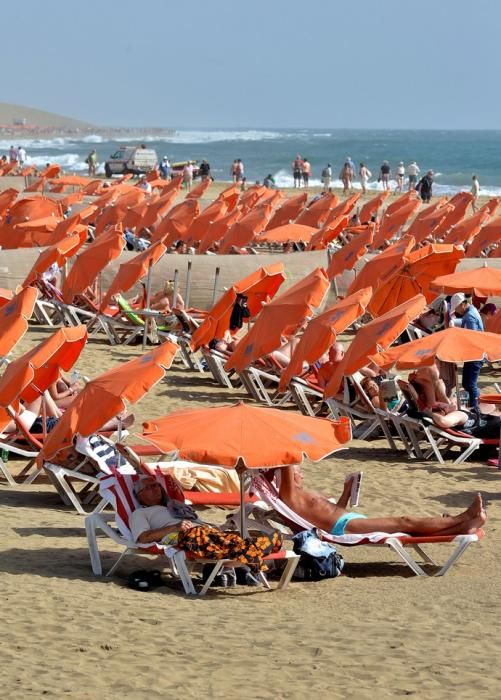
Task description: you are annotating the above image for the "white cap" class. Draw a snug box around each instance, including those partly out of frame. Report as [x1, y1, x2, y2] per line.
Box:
[450, 292, 466, 314]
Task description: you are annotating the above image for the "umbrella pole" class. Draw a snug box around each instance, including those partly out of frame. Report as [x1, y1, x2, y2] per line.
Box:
[172, 269, 179, 310]
[142, 260, 154, 350]
[185, 259, 192, 308]
[455, 368, 461, 410]
[212, 266, 220, 306]
[236, 459, 248, 537]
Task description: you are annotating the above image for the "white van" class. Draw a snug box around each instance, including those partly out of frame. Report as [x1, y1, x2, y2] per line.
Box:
[104, 146, 158, 177]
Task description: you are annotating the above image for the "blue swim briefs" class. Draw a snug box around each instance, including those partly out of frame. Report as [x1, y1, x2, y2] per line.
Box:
[331, 512, 368, 536]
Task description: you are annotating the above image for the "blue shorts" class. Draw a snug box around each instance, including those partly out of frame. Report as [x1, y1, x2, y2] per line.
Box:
[331, 512, 368, 536]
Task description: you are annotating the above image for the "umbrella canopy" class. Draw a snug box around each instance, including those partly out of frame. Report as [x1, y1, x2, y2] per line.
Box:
[432, 192, 474, 238]
[326, 225, 374, 280]
[62, 225, 125, 303]
[152, 199, 200, 245]
[184, 198, 228, 244]
[186, 178, 211, 200]
[0, 188, 19, 217]
[324, 294, 427, 398]
[225, 267, 330, 372]
[259, 223, 317, 244]
[0, 326, 87, 406]
[136, 189, 178, 232]
[0, 288, 14, 308]
[198, 206, 242, 253]
[370, 327, 501, 370]
[21, 229, 87, 288]
[48, 175, 90, 188]
[430, 265, 501, 297]
[441, 209, 490, 246]
[190, 263, 286, 351]
[485, 309, 501, 334]
[347, 235, 416, 296]
[367, 243, 464, 316]
[405, 199, 451, 245]
[265, 192, 308, 230]
[466, 217, 501, 258]
[383, 190, 418, 218]
[279, 287, 372, 391]
[295, 193, 338, 228]
[100, 240, 167, 310]
[218, 204, 273, 253]
[479, 197, 499, 217]
[140, 402, 351, 468]
[0, 287, 39, 357]
[308, 214, 350, 250]
[41, 341, 179, 461]
[370, 198, 421, 250]
[358, 191, 390, 224]
[322, 193, 361, 228]
[8, 196, 62, 224]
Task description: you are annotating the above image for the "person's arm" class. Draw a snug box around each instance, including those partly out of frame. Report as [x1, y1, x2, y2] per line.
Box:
[423, 408, 467, 429]
[135, 519, 195, 544]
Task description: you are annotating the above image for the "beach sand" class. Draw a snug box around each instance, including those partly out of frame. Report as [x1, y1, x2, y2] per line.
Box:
[1, 178, 501, 698]
[1, 324, 500, 700]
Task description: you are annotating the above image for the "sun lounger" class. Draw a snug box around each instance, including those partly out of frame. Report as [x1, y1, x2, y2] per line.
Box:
[85, 470, 299, 595]
[245, 475, 484, 577]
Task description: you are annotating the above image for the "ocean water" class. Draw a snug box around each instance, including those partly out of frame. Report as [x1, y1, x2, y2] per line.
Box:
[2, 128, 501, 195]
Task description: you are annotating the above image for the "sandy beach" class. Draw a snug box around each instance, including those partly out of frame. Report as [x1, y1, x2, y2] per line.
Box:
[1, 177, 501, 699]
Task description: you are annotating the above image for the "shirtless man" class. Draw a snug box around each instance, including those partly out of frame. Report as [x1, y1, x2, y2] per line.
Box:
[278, 466, 486, 537]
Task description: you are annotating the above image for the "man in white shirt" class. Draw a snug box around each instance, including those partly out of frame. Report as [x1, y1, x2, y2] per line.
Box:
[17, 146, 27, 166]
[407, 161, 420, 190]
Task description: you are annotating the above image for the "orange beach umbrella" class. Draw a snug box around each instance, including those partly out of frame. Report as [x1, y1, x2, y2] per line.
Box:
[431, 192, 474, 238]
[218, 204, 273, 253]
[0, 288, 14, 308]
[441, 209, 490, 246]
[358, 191, 390, 224]
[151, 198, 200, 245]
[0, 287, 39, 357]
[41, 341, 179, 461]
[0, 326, 87, 406]
[140, 401, 351, 468]
[198, 206, 242, 253]
[466, 217, 501, 258]
[279, 287, 372, 391]
[324, 294, 427, 398]
[295, 193, 338, 228]
[184, 198, 228, 244]
[430, 265, 501, 297]
[62, 225, 125, 303]
[190, 263, 286, 351]
[370, 198, 421, 250]
[259, 223, 317, 244]
[21, 229, 87, 288]
[100, 240, 167, 310]
[8, 196, 62, 224]
[0, 188, 19, 217]
[405, 199, 451, 245]
[265, 192, 308, 230]
[370, 326, 501, 370]
[225, 267, 330, 372]
[326, 225, 374, 280]
[347, 235, 416, 296]
[186, 178, 211, 200]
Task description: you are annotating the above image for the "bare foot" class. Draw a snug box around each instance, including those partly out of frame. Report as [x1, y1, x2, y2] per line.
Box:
[464, 494, 487, 533]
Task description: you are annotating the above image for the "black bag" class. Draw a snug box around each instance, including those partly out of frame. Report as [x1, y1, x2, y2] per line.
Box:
[292, 529, 344, 581]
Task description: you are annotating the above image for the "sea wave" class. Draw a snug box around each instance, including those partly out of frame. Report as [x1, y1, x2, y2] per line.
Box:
[26, 153, 90, 172]
[114, 129, 284, 144]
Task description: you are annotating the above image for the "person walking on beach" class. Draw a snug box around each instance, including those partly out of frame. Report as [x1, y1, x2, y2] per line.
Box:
[471, 175, 480, 212]
[292, 155, 303, 187]
[416, 170, 433, 203]
[407, 161, 420, 191]
[182, 161, 194, 190]
[86, 149, 97, 177]
[395, 161, 405, 193]
[234, 159, 244, 183]
[359, 163, 372, 194]
[17, 146, 27, 166]
[340, 158, 355, 194]
[302, 158, 311, 189]
[159, 156, 171, 179]
[321, 163, 332, 192]
[378, 161, 391, 191]
[199, 159, 211, 181]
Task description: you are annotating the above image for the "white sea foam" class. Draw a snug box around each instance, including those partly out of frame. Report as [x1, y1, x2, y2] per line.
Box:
[114, 129, 284, 144]
[26, 153, 88, 171]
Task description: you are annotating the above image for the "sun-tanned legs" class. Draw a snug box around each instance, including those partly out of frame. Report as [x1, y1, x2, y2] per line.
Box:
[344, 492, 486, 536]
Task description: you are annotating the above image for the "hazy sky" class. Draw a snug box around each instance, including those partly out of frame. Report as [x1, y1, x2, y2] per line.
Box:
[3, 0, 500, 129]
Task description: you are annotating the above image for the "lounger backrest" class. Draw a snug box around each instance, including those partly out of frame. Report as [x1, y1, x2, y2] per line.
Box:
[115, 295, 145, 327]
[75, 434, 136, 475]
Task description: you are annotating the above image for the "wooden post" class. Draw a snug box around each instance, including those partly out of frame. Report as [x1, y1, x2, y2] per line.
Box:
[185, 259, 192, 308]
[211, 266, 220, 306]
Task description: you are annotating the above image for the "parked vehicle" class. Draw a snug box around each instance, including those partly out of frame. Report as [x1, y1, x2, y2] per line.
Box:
[104, 146, 158, 177]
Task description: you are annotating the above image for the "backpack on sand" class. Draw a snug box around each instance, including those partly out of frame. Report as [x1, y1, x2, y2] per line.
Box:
[292, 529, 344, 581]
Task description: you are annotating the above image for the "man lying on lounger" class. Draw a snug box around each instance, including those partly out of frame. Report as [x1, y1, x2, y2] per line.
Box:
[278, 466, 486, 537]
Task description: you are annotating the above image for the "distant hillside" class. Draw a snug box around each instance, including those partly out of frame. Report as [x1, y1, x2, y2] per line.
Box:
[0, 102, 94, 129]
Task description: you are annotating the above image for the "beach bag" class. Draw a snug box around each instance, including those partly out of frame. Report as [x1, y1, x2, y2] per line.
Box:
[292, 529, 344, 581]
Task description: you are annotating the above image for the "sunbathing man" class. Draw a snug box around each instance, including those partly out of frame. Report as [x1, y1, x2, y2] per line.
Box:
[130, 475, 282, 584]
[278, 466, 486, 536]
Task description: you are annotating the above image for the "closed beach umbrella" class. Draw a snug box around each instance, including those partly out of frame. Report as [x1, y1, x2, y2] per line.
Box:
[0, 326, 87, 406]
[441, 209, 490, 246]
[370, 198, 421, 250]
[100, 240, 167, 310]
[0, 287, 39, 358]
[41, 341, 178, 461]
[326, 225, 374, 280]
[324, 294, 427, 398]
[430, 264, 501, 297]
[137, 190, 178, 232]
[0, 188, 19, 217]
[308, 214, 350, 250]
[279, 287, 372, 391]
[197, 206, 242, 253]
[322, 193, 361, 228]
[48, 175, 90, 188]
[432, 192, 473, 238]
[186, 178, 211, 200]
[62, 225, 125, 304]
[152, 198, 200, 245]
[383, 190, 418, 219]
[370, 327, 501, 370]
[190, 263, 286, 351]
[295, 193, 338, 228]
[140, 401, 351, 468]
[0, 288, 14, 308]
[479, 197, 499, 217]
[184, 198, 228, 245]
[215, 184, 240, 212]
[405, 199, 451, 245]
[225, 267, 330, 372]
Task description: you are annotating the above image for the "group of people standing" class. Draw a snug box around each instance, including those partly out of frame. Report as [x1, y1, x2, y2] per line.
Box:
[5, 145, 27, 166]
